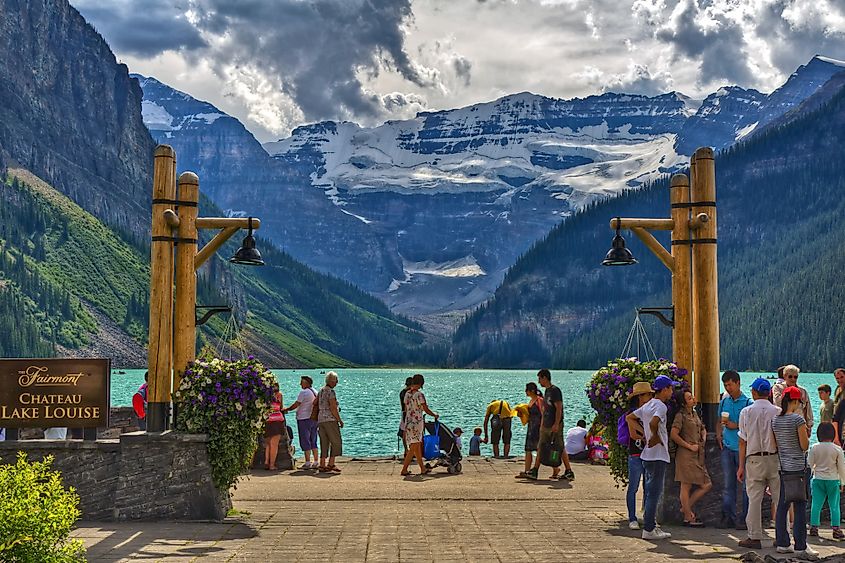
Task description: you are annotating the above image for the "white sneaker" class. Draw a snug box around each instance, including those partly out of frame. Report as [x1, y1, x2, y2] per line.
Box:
[654, 526, 672, 538]
[776, 546, 794, 554]
[628, 521, 640, 530]
[796, 547, 819, 561]
[302, 461, 314, 469]
[642, 528, 671, 540]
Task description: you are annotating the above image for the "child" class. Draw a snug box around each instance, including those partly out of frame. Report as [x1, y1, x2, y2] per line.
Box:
[453, 427, 463, 450]
[808, 422, 845, 539]
[819, 384, 834, 424]
[469, 427, 482, 456]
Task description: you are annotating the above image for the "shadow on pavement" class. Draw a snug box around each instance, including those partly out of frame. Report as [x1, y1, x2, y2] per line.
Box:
[74, 520, 257, 560]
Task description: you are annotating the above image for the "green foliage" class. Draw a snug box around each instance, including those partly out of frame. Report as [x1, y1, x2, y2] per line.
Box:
[453, 82, 845, 372]
[174, 356, 276, 491]
[0, 453, 86, 563]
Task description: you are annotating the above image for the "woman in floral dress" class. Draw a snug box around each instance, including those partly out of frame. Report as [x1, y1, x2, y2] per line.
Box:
[400, 373, 438, 476]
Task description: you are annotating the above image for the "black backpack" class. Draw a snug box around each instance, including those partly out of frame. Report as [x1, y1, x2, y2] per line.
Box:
[490, 400, 505, 431]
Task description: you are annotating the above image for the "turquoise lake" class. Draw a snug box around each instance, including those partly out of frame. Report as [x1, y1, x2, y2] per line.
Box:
[110, 369, 840, 457]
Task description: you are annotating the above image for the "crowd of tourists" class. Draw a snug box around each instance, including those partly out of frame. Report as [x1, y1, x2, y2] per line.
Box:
[620, 365, 845, 560]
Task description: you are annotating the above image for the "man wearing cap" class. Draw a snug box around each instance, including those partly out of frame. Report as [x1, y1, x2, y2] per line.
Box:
[717, 369, 753, 529]
[737, 377, 781, 549]
[627, 375, 677, 540]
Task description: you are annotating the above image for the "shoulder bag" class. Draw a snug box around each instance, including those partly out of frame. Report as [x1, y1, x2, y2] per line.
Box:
[778, 424, 808, 503]
[490, 400, 504, 432]
[310, 389, 321, 421]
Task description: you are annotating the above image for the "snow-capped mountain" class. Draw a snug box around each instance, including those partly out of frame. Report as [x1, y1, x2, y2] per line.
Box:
[135, 56, 845, 330]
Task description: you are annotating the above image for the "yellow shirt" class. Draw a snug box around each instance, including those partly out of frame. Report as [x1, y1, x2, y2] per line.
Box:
[485, 400, 514, 419]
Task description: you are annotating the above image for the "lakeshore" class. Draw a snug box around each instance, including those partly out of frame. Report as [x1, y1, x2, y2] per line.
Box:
[71, 456, 845, 562]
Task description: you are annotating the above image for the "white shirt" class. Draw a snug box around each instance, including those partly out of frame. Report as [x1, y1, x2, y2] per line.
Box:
[295, 388, 317, 421]
[634, 398, 669, 463]
[565, 427, 588, 455]
[808, 442, 845, 482]
[738, 398, 781, 456]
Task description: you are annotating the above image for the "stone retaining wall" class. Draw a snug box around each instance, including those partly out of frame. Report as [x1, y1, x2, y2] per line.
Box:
[0, 431, 230, 521]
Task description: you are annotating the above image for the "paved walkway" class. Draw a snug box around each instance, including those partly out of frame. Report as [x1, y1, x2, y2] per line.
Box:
[72, 457, 845, 562]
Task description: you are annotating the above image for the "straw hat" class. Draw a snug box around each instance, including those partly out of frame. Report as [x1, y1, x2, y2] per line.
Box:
[629, 381, 654, 399]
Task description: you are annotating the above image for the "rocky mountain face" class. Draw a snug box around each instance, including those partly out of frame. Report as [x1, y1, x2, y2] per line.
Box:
[0, 0, 155, 241]
[139, 57, 845, 330]
[0, 0, 433, 367]
[134, 75, 400, 292]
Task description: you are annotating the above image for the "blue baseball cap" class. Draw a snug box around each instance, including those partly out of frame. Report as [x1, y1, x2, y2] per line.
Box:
[750, 377, 771, 393]
[652, 375, 679, 391]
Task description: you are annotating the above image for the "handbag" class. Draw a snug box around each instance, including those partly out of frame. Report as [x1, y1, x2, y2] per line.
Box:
[539, 430, 563, 467]
[423, 421, 441, 460]
[310, 389, 320, 421]
[778, 447, 808, 503]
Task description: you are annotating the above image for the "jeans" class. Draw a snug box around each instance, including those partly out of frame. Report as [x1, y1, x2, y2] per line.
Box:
[721, 447, 749, 522]
[775, 476, 807, 550]
[627, 455, 645, 522]
[643, 459, 668, 532]
[810, 478, 841, 527]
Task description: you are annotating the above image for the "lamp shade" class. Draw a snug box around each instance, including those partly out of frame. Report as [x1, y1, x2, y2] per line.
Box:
[602, 232, 637, 266]
[230, 217, 264, 266]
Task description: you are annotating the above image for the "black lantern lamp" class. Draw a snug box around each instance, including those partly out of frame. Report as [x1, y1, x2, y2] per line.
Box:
[602, 217, 637, 266]
[230, 217, 264, 266]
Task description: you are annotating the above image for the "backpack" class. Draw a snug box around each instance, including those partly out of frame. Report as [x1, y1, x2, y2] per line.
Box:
[490, 400, 505, 431]
[617, 413, 631, 448]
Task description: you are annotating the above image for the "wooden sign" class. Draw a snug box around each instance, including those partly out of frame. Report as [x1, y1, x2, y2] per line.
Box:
[0, 358, 110, 428]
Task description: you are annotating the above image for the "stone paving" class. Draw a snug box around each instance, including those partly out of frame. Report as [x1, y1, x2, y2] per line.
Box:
[72, 457, 845, 562]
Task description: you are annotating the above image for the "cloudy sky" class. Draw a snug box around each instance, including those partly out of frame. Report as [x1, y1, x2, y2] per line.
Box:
[72, 0, 845, 143]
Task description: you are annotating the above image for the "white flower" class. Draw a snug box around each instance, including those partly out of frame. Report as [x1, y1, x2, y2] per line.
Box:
[235, 403, 242, 411]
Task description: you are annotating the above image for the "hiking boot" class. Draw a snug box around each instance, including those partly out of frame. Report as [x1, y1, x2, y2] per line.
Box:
[809, 526, 819, 536]
[833, 527, 844, 540]
[795, 546, 819, 561]
[738, 538, 762, 549]
[562, 468, 575, 481]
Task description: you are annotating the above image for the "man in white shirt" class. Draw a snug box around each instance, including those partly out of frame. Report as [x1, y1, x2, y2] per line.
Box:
[283, 376, 319, 469]
[772, 364, 813, 435]
[737, 377, 781, 549]
[565, 419, 588, 460]
[627, 375, 678, 541]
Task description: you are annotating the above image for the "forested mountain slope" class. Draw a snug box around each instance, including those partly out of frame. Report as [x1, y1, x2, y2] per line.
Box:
[451, 80, 845, 372]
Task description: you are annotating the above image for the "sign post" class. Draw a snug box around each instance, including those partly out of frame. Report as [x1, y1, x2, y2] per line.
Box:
[0, 358, 110, 438]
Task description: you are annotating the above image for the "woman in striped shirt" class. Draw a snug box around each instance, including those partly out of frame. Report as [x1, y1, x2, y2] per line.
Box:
[771, 386, 817, 558]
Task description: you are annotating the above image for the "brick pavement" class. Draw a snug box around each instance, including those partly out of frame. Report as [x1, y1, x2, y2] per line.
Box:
[72, 457, 845, 562]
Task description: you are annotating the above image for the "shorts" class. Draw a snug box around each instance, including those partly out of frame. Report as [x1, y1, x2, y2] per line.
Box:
[265, 420, 285, 438]
[297, 418, 318, 451]
[490, 417, 512, 446]
[318, 420, 343, 458]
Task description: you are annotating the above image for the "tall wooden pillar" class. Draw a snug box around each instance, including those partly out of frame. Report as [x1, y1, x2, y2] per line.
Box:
[691, 147, 720, 430]
[173, 172, 199, 394]
[147, 145, 176, 432]
[670, 173, 693, 385]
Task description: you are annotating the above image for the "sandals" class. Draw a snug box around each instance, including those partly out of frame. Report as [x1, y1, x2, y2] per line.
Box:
[683, 519, 704, 527]
[318, 466, 330, 472]
[328, 465, 342, 473]
[400, 470, 412, 476]
[421, 468, 432, 475]
[515, 472, 529, 479]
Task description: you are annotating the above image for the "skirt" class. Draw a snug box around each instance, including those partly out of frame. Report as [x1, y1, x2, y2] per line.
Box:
[674, 446, 711, 485]
[265, 420, 285, 438]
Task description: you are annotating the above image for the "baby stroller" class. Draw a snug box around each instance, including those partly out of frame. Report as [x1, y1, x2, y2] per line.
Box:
[423, 420, 463, 474]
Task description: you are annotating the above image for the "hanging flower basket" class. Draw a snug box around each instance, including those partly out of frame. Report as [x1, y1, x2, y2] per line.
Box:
[585, 358, 689, 485]
[174, 356, 276, 491]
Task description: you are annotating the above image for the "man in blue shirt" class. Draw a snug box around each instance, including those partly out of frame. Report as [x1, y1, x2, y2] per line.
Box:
[717, 369, 754, 529]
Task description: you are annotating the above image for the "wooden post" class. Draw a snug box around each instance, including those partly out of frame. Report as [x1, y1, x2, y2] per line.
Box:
[147, 145, 177, 432]
[670, 173, 693, 386]
[690, 147, 720, 430]
[173, 172, 199, 396]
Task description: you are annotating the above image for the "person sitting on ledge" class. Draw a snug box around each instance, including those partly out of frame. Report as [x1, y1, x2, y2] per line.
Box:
[565, 419, 588, 461]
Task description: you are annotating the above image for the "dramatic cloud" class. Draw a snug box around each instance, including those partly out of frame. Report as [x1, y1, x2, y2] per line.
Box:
[71, 0, 845, 142]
